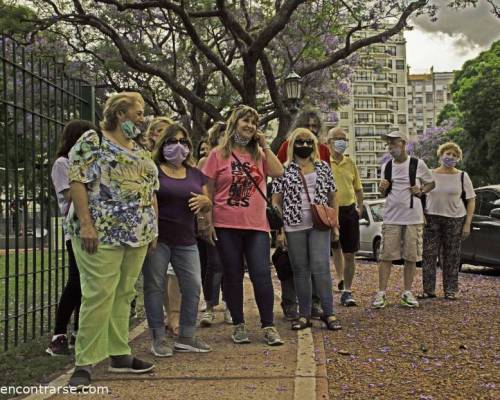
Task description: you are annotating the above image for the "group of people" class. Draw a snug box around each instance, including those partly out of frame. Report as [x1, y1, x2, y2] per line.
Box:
[46, 91, 475, 390]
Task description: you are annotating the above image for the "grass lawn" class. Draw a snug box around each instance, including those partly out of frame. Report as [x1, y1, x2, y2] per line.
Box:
[0, 247, 69, 351]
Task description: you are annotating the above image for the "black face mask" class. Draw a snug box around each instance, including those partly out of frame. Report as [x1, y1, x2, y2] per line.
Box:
[294, 146, 314, 159]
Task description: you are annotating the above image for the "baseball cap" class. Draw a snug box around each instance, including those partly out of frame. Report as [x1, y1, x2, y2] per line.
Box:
[384, 131, 408, 142]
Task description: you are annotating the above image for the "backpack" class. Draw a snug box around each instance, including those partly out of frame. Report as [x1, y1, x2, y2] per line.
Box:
[383, 157, 426, 209]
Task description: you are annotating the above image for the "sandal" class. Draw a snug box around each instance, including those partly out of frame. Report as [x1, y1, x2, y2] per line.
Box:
[444, 293, 457, 300]
[320, 315, 342, 331]
[416, 292, 436, 299]
[291, 317, 312, 330]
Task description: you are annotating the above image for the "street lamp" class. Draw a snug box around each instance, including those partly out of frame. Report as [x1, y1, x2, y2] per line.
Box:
[284, 71, 302, 114]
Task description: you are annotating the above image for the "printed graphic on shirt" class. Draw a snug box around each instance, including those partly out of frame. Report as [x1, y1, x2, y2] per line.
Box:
[227, 160, 263, 207]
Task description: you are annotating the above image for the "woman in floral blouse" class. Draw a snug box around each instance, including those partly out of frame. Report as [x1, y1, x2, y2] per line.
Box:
[272, 128, 341, 331]
[67, 92, 158, 389]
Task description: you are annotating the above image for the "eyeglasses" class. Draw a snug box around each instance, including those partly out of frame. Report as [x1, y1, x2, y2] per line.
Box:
[166, 138, 189, 146]
[295, 139, 314, 146]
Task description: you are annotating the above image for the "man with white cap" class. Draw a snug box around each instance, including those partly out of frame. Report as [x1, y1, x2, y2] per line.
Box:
[372, 131, 435, 309]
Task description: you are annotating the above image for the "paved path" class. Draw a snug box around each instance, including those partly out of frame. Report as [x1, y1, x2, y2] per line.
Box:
[30, 276, 329, 400]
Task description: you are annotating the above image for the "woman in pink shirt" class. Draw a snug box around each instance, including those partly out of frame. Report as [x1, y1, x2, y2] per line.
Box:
[201, 105, 284, 346]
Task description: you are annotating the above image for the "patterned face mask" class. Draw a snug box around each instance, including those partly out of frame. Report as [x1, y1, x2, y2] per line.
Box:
[121, 120, 141, 139]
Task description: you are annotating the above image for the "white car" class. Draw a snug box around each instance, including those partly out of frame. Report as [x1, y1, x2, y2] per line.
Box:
[358, 199, 385, 260]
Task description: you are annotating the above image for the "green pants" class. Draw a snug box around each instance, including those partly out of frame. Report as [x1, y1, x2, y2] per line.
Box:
[72, 237, 148, 366]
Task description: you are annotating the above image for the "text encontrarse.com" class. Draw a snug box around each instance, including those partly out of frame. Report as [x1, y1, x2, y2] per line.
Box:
[0, 385, 110, 396]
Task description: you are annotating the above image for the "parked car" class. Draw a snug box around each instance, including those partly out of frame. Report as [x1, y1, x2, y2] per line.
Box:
[461, 185, 500, 270]
[358, 199, 384, 261]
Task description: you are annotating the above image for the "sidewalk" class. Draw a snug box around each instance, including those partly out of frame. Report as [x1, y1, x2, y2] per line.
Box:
[39, 275, 329, 400]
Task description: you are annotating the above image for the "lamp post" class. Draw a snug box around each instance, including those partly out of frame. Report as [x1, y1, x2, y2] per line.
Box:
[284, 71, 302, 115]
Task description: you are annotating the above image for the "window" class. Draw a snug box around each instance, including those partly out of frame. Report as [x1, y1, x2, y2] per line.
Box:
[389, 73, 398, 83]
[398, 114, 406, 124]
[355, 113, 373, 123]
[396, 60, 405, 70]
[355, 127, 375, 136]
[476, 190, 500, 216]
[396, 87, 406, 97]
[386, 59, 393, 69]
[340, 112, 349, 119]
[354, 85, 373, 95]
[386, 46, 396, 56]
[425, 93, 433, 103]
[370, 203, 384, 222]
[436, 90, 444, 102]
[354, 99, 374, 109]
[356, 141, 375, 151]
[415, 97, 423, 104]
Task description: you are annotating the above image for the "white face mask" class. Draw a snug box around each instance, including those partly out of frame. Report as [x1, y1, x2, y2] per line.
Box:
[334, 140, 348, 154]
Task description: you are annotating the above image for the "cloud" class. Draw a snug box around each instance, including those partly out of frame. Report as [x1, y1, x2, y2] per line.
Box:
[412, 0, 500, 50]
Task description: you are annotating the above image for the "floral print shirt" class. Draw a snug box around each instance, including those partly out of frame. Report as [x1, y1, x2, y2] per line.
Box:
[66, 130, 159, 247]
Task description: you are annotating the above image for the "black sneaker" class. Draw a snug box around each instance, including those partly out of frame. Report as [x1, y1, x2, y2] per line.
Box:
[282, 304, 299, 321]
[340, 291, 357, 307]
[68, 369, 91, 390]
[46, 335, 69, 356]
[311, 303, 323, 320]
[338, 280, 344, 291]
[108, 357, 155, 374]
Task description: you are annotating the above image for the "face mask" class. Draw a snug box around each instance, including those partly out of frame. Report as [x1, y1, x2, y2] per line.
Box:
[294, 146, 314, 159]
[233, 131, 252, 146]
[334, 140, 348, 154]
[441, 156, 458, 168]
[163, 143, 190, 167]
[389, 147, 402, 158]
[121, 120, 141, 139]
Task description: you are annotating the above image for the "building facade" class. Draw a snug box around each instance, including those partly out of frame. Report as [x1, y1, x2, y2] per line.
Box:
[407, 70, 455, 136]
[337, 31, 408, 198]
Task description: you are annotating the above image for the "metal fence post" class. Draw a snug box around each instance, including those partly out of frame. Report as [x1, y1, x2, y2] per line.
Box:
[80, 84, 96, 125]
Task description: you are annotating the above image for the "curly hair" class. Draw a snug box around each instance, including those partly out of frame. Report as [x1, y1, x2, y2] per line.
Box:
[288, 106, 325, 139]
[100, 92, 145, 131]
[437, 141, 463, 160]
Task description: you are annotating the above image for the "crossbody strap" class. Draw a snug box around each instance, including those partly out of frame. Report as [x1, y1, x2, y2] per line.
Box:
[298, 171, 313, 204]
[231, 152, 270, 205]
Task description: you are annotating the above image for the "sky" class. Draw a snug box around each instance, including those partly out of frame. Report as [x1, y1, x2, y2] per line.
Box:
[404, 0, 500, 74]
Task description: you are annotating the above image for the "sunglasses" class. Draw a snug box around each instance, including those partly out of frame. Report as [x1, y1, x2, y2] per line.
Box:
[295, 139, 314, 146]
[166, 138, 189, 146]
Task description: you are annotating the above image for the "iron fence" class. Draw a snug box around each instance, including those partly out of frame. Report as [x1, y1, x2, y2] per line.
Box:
[0, 36, 97, 351]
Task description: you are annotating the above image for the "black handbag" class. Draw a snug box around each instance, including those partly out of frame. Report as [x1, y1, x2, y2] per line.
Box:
[231, 152, 284, 230]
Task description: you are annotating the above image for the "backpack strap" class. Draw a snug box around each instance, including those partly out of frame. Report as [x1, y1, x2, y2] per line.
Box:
[383, 160, 393, 197]
[409, 157, 419, 209]
[461, 171, 466, 206]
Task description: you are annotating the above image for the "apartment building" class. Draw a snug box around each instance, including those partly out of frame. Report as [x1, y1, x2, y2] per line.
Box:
[407, 69, 455, 136]
[336, 31, 408, 198]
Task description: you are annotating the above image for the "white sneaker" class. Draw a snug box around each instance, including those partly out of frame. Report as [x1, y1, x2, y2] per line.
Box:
[372, 291, 388, 309]
[200, 308, 214, 327]
[224, 308, 233, 324]
[400, 291, 419, 308]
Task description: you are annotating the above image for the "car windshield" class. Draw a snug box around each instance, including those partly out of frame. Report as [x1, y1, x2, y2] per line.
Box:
[370, 203, 384, 222]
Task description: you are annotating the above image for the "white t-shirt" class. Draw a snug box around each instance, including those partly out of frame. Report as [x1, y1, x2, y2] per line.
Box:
[51, 157, 70, 216]
[285, 171, 316, 232]
[381, 157, 433, 225]
[426, 171, 475, 218]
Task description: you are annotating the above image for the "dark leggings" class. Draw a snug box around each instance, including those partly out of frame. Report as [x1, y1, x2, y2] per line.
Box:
[198, 239, 224, 305]
[215, 228, 274, 328]
[54, 241, 81, 334]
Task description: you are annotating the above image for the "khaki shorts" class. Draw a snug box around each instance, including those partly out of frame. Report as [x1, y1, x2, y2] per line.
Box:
[380, 224, 423, 262]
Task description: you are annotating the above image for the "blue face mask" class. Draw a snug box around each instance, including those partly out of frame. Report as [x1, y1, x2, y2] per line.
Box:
[121, 120, 141, 139]
[334, 140, 348, 154]
[441, 156, 458, 168]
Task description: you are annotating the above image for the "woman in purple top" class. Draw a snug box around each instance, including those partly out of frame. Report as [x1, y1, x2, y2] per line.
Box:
[142, 124, 213, 357]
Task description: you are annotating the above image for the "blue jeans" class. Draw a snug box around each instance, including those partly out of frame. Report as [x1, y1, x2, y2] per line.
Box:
[286, 228, 334, 318]
[215, 228, 274, 328]
[142, 242, 201, 338]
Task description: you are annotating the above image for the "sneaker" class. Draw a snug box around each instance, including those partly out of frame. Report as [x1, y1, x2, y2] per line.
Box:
[263, 326, 284, 346]
[174, 336, 212, 353]
[224, 308, 233, 324]
[68, 368, 91, 390]
[151, 336, 173, 357]
[311, 303, 323, 320]
[200, 308, 215, 327]
[372, 291, 388, 309]
[46, 334, 69, 356]
[282, 304, 299, 321]
[68, 332, 77, 349]
[400, 291, 419, 308]
[338, 280, 344, 291]
[340, 291, 357, 307]
[108, 357, 155, 374]
[231, 323, 250, 344]
[199, 299, 207, 312]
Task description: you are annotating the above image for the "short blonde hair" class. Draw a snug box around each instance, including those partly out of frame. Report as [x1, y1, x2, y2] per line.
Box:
[286, 128, 320, 166]
[437, 141, 462, 160]
[327, 127, 347, 141]
[100, 92, 145, 131]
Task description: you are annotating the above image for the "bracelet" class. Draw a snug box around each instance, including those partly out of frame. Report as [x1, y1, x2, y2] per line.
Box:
[262, 144, 271, 150]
